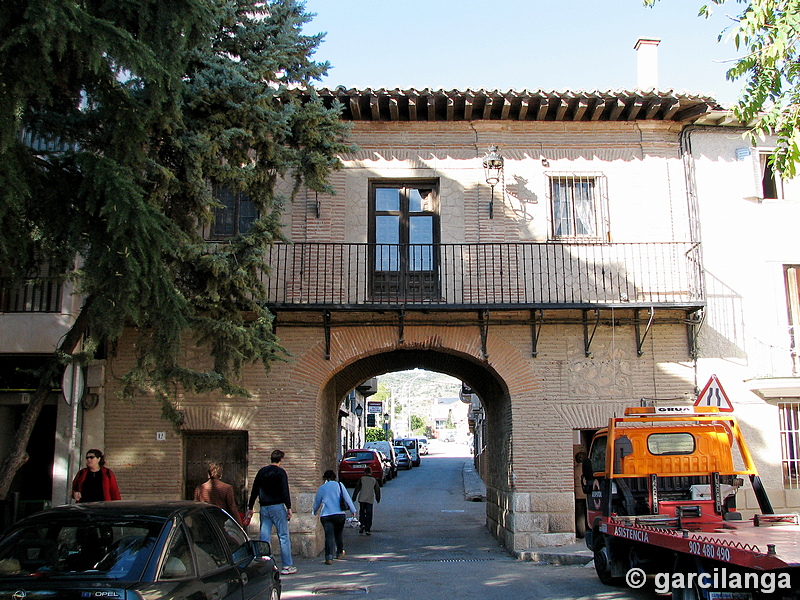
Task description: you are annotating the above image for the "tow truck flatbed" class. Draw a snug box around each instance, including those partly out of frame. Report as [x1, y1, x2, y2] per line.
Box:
[603, 516, 800, 571]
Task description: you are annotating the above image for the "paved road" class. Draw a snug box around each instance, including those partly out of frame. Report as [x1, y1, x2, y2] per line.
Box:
[281, 440, 660, 600]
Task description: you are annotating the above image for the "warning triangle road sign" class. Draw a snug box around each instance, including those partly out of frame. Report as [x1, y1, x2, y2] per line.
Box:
[694, 374, 734, 412]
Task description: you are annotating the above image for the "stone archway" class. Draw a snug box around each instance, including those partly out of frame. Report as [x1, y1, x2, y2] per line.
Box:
[322, 347, 510, 495]
[276, 320, 546, 556]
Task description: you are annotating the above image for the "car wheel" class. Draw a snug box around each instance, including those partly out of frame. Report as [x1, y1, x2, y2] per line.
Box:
[270, 584, 281, 600]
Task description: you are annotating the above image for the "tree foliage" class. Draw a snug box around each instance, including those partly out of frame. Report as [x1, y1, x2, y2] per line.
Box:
[365, 427, 388, 442]
[0, 0, 351, 497]
[410, 414, 427, 434]
[645, 0, 800, 177]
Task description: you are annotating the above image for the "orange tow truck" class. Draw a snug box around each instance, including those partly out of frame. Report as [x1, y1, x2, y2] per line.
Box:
[582, 405, 800, 599]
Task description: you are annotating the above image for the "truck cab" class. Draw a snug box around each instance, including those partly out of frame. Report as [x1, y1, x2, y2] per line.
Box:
[581, 405, 800, 596]
[583, 407, 746, 540]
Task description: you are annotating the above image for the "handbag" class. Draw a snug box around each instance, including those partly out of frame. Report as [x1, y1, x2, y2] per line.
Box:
[338, 483, 349, 511]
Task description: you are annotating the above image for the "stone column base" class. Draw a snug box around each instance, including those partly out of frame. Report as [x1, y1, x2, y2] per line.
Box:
[486, 486, 577, 553]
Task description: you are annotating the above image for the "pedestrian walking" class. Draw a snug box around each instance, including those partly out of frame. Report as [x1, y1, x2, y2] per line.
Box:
[71, 449, 121, 502]
[352, 466, 380, 535]
[312, 470, 357, 564]
[245, 449, 296, 575]
[194, 462, 242, 524]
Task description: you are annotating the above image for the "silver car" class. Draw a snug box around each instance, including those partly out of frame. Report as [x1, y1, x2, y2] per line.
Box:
[393, 446, 413, 470]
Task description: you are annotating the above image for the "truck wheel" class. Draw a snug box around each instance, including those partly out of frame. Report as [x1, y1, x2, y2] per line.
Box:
[671, 586, 701, 600]
[671, 559, 702, 600]
[575, 499, 587, 538]
[593, 536, 623, 586]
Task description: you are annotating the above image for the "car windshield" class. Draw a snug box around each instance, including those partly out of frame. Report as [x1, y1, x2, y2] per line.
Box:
[0, 519, 162, 580]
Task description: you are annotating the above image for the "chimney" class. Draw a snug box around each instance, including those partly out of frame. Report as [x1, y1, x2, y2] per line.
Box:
[634, 37, 660, 90]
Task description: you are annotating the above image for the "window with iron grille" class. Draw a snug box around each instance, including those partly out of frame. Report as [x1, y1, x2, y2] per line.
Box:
[779, 402, 800, 488]
[210, 184, 257, 238]
[548, 173, 608, 240]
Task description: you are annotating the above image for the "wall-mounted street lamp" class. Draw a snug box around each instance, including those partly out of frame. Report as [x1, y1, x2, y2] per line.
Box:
[482, 145, 504, 219]
[354, 404, 364, 447]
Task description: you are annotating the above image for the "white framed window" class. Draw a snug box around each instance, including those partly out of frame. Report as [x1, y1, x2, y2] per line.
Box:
[779, 402, 800, 488]
[548, 173, 608, 240]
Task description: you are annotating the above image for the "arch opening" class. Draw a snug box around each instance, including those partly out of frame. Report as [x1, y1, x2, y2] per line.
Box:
[322, 349, 510, 494]
[298, 347, 525, 556]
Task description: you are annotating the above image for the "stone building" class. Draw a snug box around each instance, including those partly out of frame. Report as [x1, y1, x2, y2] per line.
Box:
[6, 59, 800, 555]
[102, 85, 720, 555]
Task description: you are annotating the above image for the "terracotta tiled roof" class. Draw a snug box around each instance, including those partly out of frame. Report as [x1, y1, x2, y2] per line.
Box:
[314, 87, 723, 123]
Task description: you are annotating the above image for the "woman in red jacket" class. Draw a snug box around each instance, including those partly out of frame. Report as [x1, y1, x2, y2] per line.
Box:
[72, 448, 121, 502]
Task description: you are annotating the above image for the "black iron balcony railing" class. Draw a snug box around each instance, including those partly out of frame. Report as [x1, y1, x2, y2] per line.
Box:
[262, 242, 704, 310]
[0, 276, 63, 313]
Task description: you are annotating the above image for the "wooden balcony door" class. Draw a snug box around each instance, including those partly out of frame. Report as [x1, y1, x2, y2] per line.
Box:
[369, 181, 440, 301]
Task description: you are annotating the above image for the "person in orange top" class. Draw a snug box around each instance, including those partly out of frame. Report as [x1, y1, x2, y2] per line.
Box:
[72, 449, 121, 502]
[194, 462, 242, 524]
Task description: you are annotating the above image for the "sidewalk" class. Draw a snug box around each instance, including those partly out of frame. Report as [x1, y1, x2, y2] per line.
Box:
[461, 458, 486, 502]
[517, 543, 593, 566]
[461, 459, 593, 566]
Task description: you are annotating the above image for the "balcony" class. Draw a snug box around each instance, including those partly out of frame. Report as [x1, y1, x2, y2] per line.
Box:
[0, 276, 63, 313]
[262, 242, 704, 311]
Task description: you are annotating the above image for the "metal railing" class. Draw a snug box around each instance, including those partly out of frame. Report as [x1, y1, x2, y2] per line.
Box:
[0, 277, 63, 313]
[262, 241, 704, 310]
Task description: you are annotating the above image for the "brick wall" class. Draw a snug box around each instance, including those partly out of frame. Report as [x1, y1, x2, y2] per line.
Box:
[103, 308, 697, 554]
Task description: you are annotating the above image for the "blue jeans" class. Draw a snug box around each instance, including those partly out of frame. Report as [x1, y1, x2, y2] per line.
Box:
[320, 513, 346, 560]
[260, 504, 293, 567]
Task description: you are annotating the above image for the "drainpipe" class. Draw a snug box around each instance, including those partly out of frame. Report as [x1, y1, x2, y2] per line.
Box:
[680, 126, 702, 245]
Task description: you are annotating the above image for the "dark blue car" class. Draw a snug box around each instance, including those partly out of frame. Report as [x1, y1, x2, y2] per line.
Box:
[0, 501, 280, 600]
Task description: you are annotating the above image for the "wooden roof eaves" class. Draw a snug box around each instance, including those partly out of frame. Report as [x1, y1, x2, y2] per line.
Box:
[573, 97, 590, 121]
[369, 94, 380, 121]
[315, 88, 719, 123]
[500, 94, 512, 120]
[518, 97, 530, 121]
[536, 97, 550, 121]
[673, 102, 710, 122]
[627, 97, 645, 120]
[349, 96, 362, 120]
[589, 98, 606, 121]
[554, 97, 568, 121]
[408, 93, 418, 121]
[464, 93, 475, 120]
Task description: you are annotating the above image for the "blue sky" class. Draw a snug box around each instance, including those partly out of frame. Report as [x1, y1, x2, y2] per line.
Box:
[302, 0, 744, 106]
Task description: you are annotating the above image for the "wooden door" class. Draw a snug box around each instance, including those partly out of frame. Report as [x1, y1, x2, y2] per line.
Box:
[184, 431, 248, 514]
